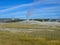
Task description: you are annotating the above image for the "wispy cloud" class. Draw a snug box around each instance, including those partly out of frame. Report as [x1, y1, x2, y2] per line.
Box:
[0, 0, 59, 12]
[7, 11, 26, 15]
[0, 3, 33, 13]
[2, 6, 60, 16]
[40, 0, 60, 4]
[0, 11, 27, 18]
[0, 0, 59, 13]
[0, 0, 60, 18]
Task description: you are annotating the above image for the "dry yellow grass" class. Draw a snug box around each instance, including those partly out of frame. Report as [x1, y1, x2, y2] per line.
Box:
[0, 23, 60, 30]
[0, 22, 60, 45]
[47, 40, 60, 45]
[0, 30, 60, 45]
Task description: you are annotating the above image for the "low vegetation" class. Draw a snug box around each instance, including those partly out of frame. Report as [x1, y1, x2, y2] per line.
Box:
[1, 23, 60, 30]
[0, 22, 60, 45]
[0, 30, 60, 45]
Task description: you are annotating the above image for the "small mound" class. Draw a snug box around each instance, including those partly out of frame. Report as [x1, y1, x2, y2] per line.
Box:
[19, 20, 41, 24]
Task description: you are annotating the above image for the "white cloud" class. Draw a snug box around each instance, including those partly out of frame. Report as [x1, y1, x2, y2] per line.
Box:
[40, 0, 60, 4]
[0, 3, 33, 13]
[4, 6, 60, 16]
[0, 0, 59, 13]
[2, 11, 27, 16]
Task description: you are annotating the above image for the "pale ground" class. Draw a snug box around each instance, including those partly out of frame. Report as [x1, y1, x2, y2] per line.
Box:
[0, 21, 60, 33]
[19, 21, 60, 26]
[0, 21, 60, 45]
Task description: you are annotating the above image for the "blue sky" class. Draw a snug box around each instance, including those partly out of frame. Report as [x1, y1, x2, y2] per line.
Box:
[0, 0, 60, 19]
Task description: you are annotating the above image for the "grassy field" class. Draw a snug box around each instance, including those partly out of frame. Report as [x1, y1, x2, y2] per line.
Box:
[0, 22, 60, 30]
[0, 22, 60, 45]
[0, 30, 60, 45]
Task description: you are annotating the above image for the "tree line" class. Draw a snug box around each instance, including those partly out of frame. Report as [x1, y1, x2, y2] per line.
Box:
[0, 18, 60, 23]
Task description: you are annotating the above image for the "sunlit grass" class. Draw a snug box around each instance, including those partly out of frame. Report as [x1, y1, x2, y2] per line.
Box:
[0, 23, 60, 30]
[0, 30, 60, 45]
[0, 22, 60, 45]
